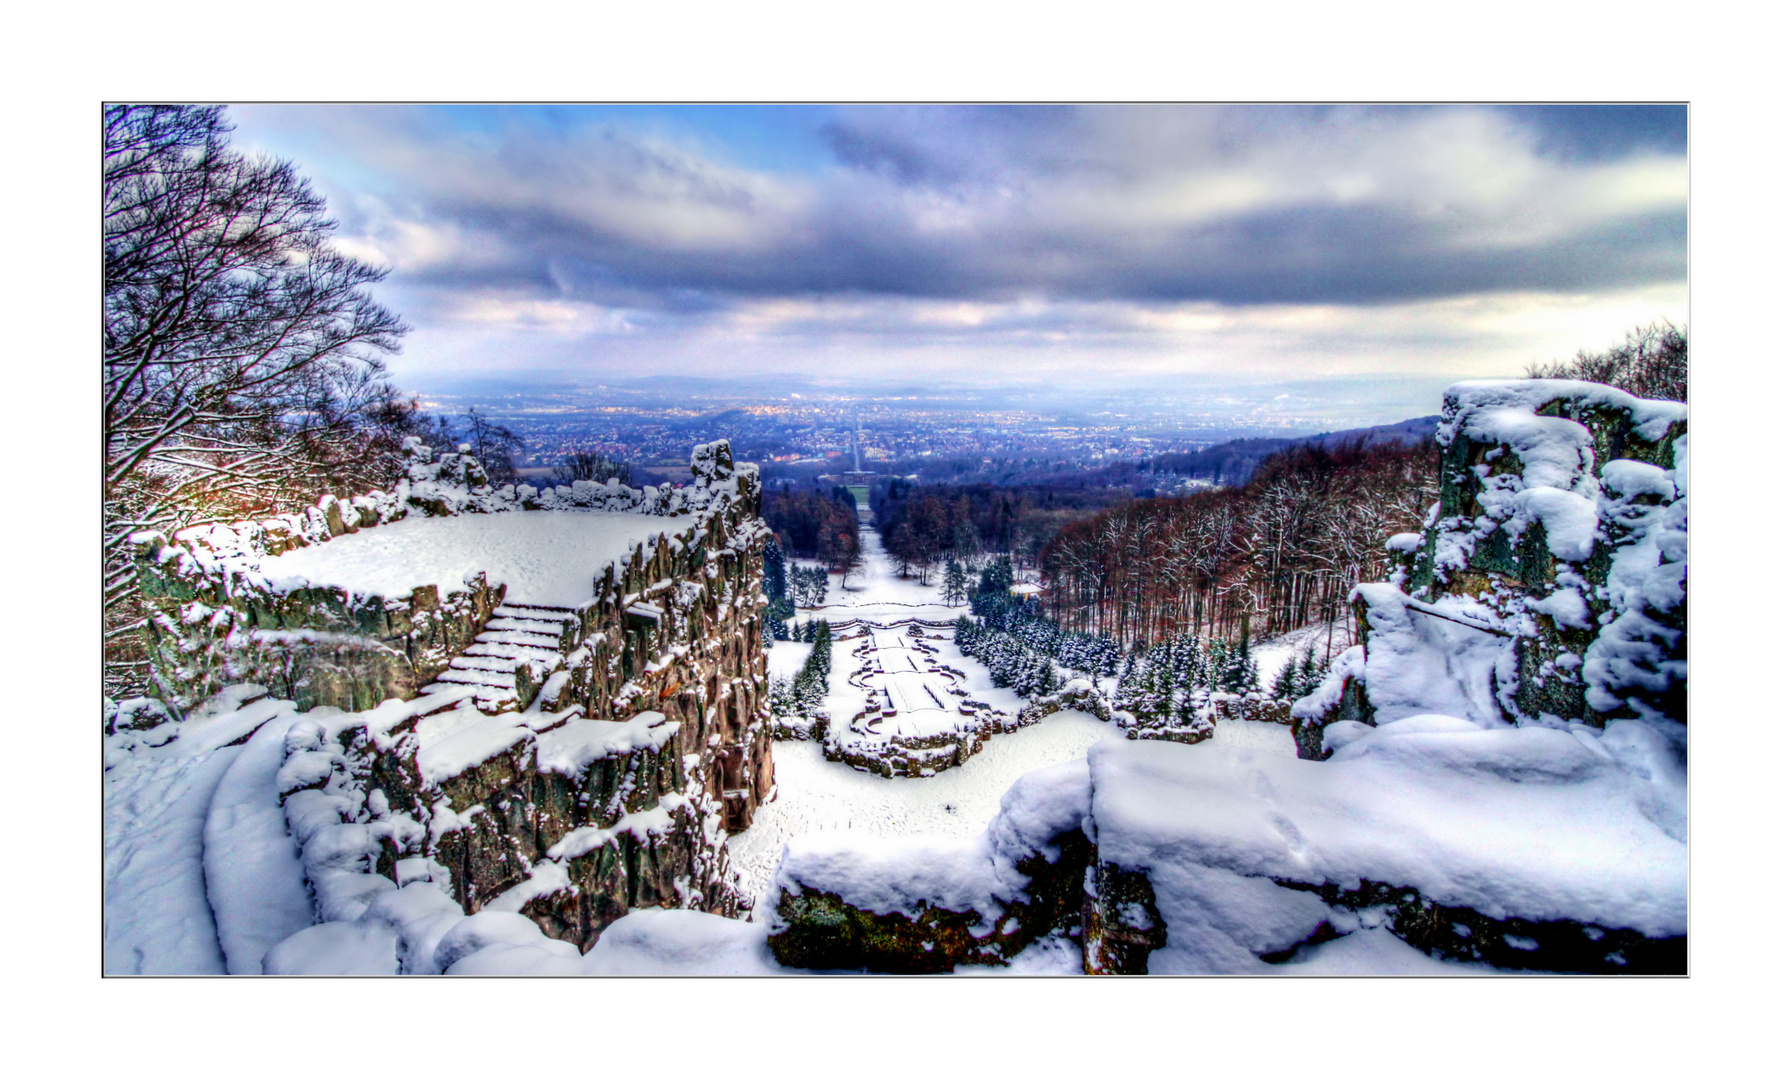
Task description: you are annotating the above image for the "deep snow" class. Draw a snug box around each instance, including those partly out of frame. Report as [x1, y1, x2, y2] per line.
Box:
[260, 510, 691, 606]
[728, 710, 1122, 911]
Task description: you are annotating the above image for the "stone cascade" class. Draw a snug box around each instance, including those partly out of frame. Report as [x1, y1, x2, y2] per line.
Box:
[132, 435, 760, 717]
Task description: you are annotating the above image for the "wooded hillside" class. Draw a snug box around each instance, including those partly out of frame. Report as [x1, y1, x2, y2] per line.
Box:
[1040, 440, 1438, 650]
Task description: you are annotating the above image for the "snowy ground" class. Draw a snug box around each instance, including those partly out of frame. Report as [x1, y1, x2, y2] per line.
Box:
[801, 515, 964, 624]
[260, 510, 692, 606]
[103, 493, 1315, 975]
[728, 711, 1121, 911]
[1248, 615, 1355, 693]
[748, 518, 1299, 907]
[103, 692, 311, 974]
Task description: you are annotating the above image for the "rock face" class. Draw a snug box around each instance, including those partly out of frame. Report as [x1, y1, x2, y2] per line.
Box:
[1292, 380, 1688, 749]
[140, 439, 776, 954]
[766, 760, 1094, 972]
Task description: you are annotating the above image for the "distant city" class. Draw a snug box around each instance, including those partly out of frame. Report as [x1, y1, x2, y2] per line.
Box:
[409, 373, 1454, 487]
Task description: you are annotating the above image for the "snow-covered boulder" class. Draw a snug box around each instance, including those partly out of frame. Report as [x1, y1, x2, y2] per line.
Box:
[766, 720, 1685, 974]
[1296, 379, 1687, 737]
[766, 761, 1094, 972]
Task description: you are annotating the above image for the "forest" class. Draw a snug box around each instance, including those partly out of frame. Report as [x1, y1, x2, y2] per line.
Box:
[1038, 439, 1439, 651]
[870, 480, 1127, 582]
[761, 483, 862, 569]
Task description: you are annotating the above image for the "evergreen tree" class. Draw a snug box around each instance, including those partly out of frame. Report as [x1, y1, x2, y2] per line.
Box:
[1296, 645, 1322, 698]
[978, 556, 1015, 598]
[791, 621, 835, 714]
[766, 597, 795, 640]
[1271, 652, 1301, 700]
[763, 536, 788, 602]
[769, 674, 798, 717]
[953, 614, 979, 651]
[943, 559, 968, 606]
[811, 621, 833, 676]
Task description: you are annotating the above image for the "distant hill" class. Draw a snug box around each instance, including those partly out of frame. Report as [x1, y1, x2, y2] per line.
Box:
[1150, 415, 1441, 487]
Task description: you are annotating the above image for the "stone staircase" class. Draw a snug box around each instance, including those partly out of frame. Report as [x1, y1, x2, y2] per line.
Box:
[420, 602, 578, 714]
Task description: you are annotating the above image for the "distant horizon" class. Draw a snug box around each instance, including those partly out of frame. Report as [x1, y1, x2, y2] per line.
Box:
[398, 368, 1471, 429]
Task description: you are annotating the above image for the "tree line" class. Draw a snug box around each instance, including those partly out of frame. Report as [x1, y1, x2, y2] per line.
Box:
[762, 484, 862, 570]
[1524, 320, 1686, 403]
[1038, 439, 1438, 652]
[871, 479, 1123, 582]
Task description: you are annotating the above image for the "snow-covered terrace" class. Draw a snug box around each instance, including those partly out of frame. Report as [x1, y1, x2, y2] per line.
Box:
[258, 510, 694, 608]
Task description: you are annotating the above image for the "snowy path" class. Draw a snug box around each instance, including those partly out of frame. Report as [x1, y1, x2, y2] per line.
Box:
[728, 711, 1121, 911]
[104, 693, 305, 975]
[203, 713, 316, 974]
[104, 744, 242, 974]
[803, 515, 963, 625]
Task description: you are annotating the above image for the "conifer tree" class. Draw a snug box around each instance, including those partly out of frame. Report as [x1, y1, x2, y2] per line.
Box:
[763, 536, 788, 603]
[1296, 645, 1322, 698]
[811, 621, 833, 677]
[1271, 652, 1300, 700]
[943, 559, 967, 606]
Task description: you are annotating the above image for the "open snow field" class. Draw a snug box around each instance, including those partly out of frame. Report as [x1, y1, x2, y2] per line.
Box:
[260, 510, 692, 605]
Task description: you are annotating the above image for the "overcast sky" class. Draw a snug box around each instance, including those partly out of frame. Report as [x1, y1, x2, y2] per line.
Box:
[229, 103, 1686, 409]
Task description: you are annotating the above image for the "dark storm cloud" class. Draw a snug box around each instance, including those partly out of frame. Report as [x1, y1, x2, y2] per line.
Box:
[304, 103, 1686, 318]
[1494, 103, 1687, 160]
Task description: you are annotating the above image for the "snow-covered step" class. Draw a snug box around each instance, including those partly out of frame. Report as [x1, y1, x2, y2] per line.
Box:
[451, 654, 539, 676]
[434, 667, 518, 690]
[476, 627, 564, 648]
[485, 614, 568, 632]
[421, 678, 517, 698]
[494, 603, 577, 623]
[463, 641, 562, 664]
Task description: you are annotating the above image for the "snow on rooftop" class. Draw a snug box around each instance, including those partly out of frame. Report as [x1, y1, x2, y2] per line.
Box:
[258, 511, 693, 607]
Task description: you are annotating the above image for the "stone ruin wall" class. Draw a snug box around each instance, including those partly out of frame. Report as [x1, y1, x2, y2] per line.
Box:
[137, 439, 777, 953]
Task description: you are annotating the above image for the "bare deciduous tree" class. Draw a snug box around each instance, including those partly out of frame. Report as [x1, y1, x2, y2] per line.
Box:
[1525, 321, 1687, 403]
[552, 450, 630, 486]
[104, 104, 412, 695]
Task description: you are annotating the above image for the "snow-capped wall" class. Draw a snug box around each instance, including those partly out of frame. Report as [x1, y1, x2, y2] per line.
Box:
[125, 439, 779, 960]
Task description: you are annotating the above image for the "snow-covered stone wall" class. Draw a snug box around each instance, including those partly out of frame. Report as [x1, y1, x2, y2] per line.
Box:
[767, 729, 1686, 974]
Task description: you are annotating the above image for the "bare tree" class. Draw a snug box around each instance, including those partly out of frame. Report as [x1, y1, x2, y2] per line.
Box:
[458, 407, 523, 485]
[104, 104, 410, 695]
[1525, 321, 1687, 403]
[552, 450, 630, 486]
